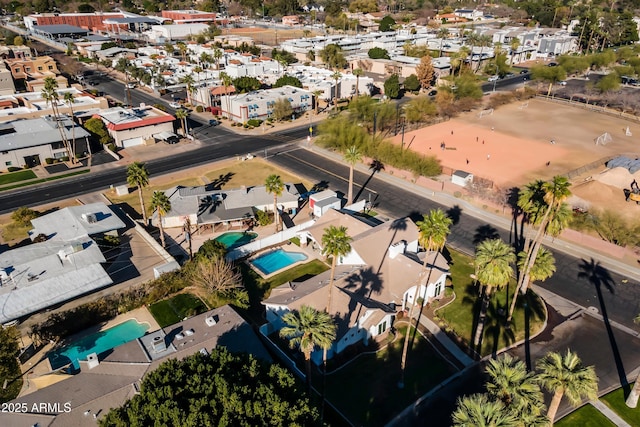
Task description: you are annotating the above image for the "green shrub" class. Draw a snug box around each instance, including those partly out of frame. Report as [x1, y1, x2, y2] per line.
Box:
[61, 156, 69, 162]
[196, 105, 204, 113]
[11, 206, 40, 226]
[107, 143, 116, 152]
[255, 209, 271, 226]
[247, 119, 262, 127]
[7, 167, 21, 172]
[45, 158, 54, 165]
[243, 123, 249, 128]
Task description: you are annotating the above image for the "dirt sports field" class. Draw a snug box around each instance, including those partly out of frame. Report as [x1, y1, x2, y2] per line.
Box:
[390, 98, 640, 220]
[227, 27, 318, 45]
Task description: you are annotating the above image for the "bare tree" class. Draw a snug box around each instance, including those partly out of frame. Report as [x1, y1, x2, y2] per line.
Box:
[190, 256, 242, 295]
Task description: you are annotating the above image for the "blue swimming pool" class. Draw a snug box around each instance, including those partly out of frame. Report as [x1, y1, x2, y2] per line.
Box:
[250, 249, 308, 275]
[214, 232, 258, 249]
[48, 319, 149, 371]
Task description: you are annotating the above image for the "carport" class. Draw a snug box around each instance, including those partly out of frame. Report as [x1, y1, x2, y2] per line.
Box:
[153, 131, 180, 144]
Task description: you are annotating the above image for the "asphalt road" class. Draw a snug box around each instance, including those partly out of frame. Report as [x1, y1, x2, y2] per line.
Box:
[267, 147, 640, 330]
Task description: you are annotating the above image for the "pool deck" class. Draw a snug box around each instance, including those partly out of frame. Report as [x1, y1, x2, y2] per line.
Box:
[18, 307, 159, 397]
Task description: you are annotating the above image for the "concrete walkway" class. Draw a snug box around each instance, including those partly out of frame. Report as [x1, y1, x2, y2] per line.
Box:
[590, 399, 632, 427]
[417, 315, 474, 368]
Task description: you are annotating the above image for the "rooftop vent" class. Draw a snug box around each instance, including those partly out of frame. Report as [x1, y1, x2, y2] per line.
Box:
[151, 335, 166, 353]
[205, 315, 217, 326]
[81, 213, 97, 223]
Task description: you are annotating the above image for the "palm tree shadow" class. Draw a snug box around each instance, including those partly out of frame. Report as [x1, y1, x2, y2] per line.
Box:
[484, 299, 516, 359]
[461, 283, 482, 357]
[472, 224, 500, 246]
[446, 205, 462, 226]
[354, 159, 384, 203]
[578, 258, 630, 393]
[505, 187, 524, 250]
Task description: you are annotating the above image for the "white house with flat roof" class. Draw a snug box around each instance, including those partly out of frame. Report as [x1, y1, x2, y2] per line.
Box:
[145, 23, 209, 43]
[222, 85, 313, 123]
[0, 116, 90, 170]
[0, 203, 125, 324]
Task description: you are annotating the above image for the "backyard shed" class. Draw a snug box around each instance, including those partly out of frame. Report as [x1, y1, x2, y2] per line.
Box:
[313, 196, 342, 217]
[451, 170, 474, 187]
[309, 190, 337, 209]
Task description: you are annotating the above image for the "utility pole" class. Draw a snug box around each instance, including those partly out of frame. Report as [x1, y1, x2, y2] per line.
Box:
[184, 217, 192, 259]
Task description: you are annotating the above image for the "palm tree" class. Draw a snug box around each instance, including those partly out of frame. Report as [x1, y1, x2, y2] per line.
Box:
[175, 108, 189, 136]
[212, 47, 223, 70]
[127, 162, 150, 223]
[536, 349, 598, 424]
[451, 393, 518, 427]
[151, 191, 171, 248]
[332, 71, 342, 110]
[437, 27, 450, 57]
[473, 238, 516, 347]
[176, 41, 188, 62]
[180, 74, 196, 105]
[507, 247, 556, 322]
[41, 77, 72, 161]
[474, 34, 493, 73]
[344, 146, 362, 204]
[280, 305, 336, 392]
[321, 225, 352, 314]
[63, 91, 77, 162]
[400, 209, 452, 387]
[510, 37, 521, 65]
[220, 71, 233, 119]
[627, 314, 640, 408]
[517, 177, 571, 309]
[265, 174, 284, 231]
[312, 89, 323, 115]
[193, 66, 203, 105]
[352, 68, 363, 98]
[486, 354, 547, 426]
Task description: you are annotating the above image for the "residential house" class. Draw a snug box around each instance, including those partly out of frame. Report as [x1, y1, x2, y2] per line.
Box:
[0, 202, 125, 324]
[282, 15, 301, 26]
[5, 55, 62, 90]
[222, 85, 313, 123]
[145, 24, 209, 43]
[158, 183, 301, 230]
[0, 45, 32, 60]
[93, 105, 176, 148]
[454, 9, 483, 21]
[0, 63, 15, 95]
[0, 116, 91, 169]
[4, 305, 271, 426]
[262, 210, 450, 362]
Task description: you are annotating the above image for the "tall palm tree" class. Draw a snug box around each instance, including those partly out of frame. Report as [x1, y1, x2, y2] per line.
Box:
[180, 74, 196, 105]
[536, 349, 598, 425]
[175, 108, 189, 136]
[321, 225, 352, 314]
[280, 305, 336, 392]
[507, 247, 556, 322]
[510, 37, 521, 65]
[199, 52, 212, 69]
[220, 71, 233, 119]
[452, 393, 518, 427]
[42, 77, 72, 161]
[265, 174, 284, 231]
[473, 238, 515, 347]
[517, 177, 571, 308]
[193, 65, 203, 105]
[63, 91, 77, 162]
[332, 71, 342, 110]
[151, 191, 171, 248]
[213, 47, 223, 70]
[627, 313, 640, 408]
[399, 209, 452, 387]
[437, 27, 450, 57]
[127, 162, 150, 223]
[344, 145, 362, 204]
[486, 354, 547, 426]
[312, 89, 323, 115]
[352, 68, 363, 98]
[176, 41, 188, 62]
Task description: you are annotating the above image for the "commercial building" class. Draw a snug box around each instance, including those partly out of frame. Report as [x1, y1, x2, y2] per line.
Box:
[222, 85, 313, 123]
[93, 105, 176, 148]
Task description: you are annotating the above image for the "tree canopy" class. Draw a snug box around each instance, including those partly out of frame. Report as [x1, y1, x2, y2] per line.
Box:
[319, 44, 347, 69]
[379, 15, 396, 32]
[384, 74, 401, 99]
[368, 47, 390, 60]
[99, 348, 319, 426]
[274, 75, 303, 88]
[233, 76, 261, 93]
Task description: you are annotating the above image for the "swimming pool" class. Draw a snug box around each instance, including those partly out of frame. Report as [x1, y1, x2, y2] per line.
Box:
[48, 319, 149, 371]
[250, 249, 308, 275]
[214, 232, 258, 249]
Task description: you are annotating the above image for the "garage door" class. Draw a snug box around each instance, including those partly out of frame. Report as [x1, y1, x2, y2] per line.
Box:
[122, 137, 143, 148]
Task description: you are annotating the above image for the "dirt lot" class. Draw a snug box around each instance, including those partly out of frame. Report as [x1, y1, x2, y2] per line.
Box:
[226, 27, 320, 46]
[391, 98, 640, 221]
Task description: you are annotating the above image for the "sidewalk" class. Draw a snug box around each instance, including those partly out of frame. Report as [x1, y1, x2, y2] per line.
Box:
[590, 400, 632, 427]
[417, 315, 474, 368]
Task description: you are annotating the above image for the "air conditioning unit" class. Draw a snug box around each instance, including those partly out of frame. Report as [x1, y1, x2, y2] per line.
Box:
[82, 213, 97, 223]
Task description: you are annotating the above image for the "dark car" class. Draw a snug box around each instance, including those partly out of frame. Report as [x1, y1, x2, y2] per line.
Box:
[548, 62, 558, 67]
[519, 69, 529, 74]
[428, 90, 437, 96]
[209, 119, 221, 126]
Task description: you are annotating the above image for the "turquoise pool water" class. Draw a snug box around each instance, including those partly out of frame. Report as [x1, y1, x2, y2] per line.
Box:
[48, 319, 149, 371]
[251, 249, 308, 275]
[214, 232, 258, 249]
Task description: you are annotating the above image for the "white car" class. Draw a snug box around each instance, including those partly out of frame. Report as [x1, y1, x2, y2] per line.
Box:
[169, 102, 181, 108]
[558, 80, 567, 86]
[488, 75, 499, 82]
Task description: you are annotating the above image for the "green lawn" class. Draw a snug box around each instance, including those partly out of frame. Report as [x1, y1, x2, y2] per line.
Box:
[555, 404, 615, 427]
[323, 325, 457, 426]
[148, 293, 208, 328]
[0, 169, 36, 185]
[601, 384, 640, 426]
[436, 249, 546, 357]
[1, 169, 90, 191]
[240, 259, 329, 323]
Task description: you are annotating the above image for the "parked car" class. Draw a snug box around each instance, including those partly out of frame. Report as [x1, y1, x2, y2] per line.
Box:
[209, 119, 221, 126]
[488, 75, 499, 82]
[126, 82, 136, 89]
[169, 101, 181, 108]
[548, 62, 558, 67]
[519, 69, 529, 74]
[558, 80, 567, 86]
[504, 72, 515, 78]
[428, 90, 438, 96]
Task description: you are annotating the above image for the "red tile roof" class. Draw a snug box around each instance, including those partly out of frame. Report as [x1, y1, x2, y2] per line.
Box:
[210, 85, 235, 96]
[106, 114, 175, 131]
